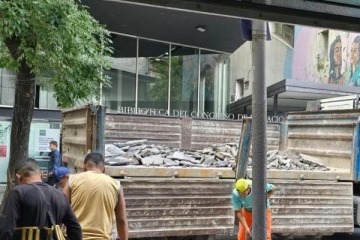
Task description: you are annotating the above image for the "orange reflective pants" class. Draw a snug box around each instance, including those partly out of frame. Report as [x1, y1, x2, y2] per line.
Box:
[238, 209, 272, 240]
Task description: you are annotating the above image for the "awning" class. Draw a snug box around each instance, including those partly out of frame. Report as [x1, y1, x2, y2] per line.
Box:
[82, 0, 250, 56]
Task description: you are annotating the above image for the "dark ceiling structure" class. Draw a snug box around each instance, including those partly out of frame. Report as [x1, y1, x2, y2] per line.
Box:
[83, 0, 360, 56]
[97, 0, 360, 32]
[83, 0, 249, 55]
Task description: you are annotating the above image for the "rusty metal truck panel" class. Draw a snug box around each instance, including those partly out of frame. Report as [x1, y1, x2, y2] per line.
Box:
[259, 169, 350, 181]
[121, 178, 234, 238]
[191, 119, 279, 150]
[62, 105, 95, 167]
[277, 109, 360, 181]
[106, 114, 182, 148]
[104, 113, 280, 150]
[105, 166, 235, 179]
[270, 180, 354, 234]
[67, 155, 236, 179]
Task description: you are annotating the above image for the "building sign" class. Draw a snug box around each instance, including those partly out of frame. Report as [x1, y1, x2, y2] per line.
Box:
[117, 107, 285, 122]
[35, 129, 61, 152]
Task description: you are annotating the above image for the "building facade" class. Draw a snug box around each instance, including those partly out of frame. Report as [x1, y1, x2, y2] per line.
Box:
[230, 24, 360, 116]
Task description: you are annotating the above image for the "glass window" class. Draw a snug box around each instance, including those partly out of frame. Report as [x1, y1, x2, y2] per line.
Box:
[0, 69, 60, 109]
[170, 46, 199, 117]
[138, 40, 169, 113]
[0, 69, 15, 106]
[103, 35, 137, 113]
[29, 122, 61, 159]
[200, 51, 231, 117]
[39, 84, 59, 109]
[0, 120, 61, 183]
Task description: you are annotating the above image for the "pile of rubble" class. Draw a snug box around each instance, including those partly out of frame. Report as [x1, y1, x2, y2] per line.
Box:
[104, 139, 329, 171]
[248, 150, 329, 171]
[105, 140, 237, 168]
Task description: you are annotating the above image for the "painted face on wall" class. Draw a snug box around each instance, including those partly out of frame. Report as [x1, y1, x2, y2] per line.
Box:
[350, 42, 359, 66]
[334, 41, 342, 66]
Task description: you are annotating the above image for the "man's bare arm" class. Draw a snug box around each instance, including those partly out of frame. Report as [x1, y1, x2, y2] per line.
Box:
[63, 181, 71, 203]
[115, 186, 129, 240]
[267, 186, 275, 198]
[235, 209, 251, 236]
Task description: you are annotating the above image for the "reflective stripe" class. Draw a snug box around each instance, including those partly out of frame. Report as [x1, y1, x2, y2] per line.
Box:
[16, 227, 53, 240]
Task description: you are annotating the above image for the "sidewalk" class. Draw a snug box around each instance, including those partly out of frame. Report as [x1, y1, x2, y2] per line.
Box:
[215, 235, 236, 240]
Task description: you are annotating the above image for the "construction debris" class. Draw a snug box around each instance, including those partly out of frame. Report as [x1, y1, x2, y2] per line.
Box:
[105, 140, 237, 168]
[248, 150, 329, 171]
[104, 140, 330, 171]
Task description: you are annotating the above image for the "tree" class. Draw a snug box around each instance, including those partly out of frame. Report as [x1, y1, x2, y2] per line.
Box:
[149, 56, 183, 103]
[0, 0, 112, 211]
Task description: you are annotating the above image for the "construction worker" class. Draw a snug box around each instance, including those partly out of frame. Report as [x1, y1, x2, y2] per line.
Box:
[232, 178, 275, 240]
[63, 152, 128, 240]
[54, 166, 70, 189]
[0, 158, 81, 240]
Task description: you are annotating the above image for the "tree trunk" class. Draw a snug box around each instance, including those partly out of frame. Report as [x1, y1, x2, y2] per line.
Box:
[0, 39, 35, 213]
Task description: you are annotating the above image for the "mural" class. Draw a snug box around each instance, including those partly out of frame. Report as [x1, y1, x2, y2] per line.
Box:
[292, 27, 360, 87]
[344, 34, 360, 86]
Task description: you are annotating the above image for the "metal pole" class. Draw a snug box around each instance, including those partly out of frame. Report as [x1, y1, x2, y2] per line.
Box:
[94, 105, 106, 157]
[274, 94, 278, 116]
[168, 44, 171, 115]
[135, 38, 139, 111]
[251, 20, 267, 240]
[235, 118, 252, 179]
[197, 49, 201, 117]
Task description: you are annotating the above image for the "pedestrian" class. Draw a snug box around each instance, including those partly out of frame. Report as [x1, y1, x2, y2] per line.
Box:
[63, 152, 129, 240]
[0, 158, 82, 240]
[232, 178, 275, 240]
[54, 166, 70, 189]
[47, 140, 62, 185]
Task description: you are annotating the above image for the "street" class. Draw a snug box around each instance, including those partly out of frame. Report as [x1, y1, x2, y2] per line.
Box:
[215, 228, 360, 240]
[272, 228, 360, 240]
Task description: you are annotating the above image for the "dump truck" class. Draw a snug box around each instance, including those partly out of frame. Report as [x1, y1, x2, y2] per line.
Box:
[62, 105, 281, 239]
[62, 105, 357, 239]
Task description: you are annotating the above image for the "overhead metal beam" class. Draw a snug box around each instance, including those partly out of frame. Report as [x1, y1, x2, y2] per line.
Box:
[106, 0, 360, 31]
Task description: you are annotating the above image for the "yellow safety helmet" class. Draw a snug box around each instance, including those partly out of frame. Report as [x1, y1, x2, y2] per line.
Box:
[235, 179, 252, 193]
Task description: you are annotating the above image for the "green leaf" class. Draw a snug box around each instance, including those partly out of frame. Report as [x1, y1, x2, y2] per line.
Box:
[0, 0, 112, 108]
